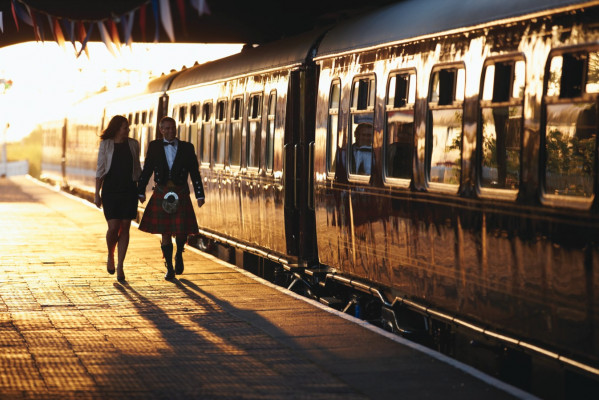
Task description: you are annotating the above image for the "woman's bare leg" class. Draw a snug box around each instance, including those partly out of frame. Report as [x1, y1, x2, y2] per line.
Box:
[106, 219, 120, 273]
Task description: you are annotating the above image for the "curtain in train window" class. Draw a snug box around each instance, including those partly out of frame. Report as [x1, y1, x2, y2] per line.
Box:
[266, 91, 276, 172]
[544, 51, 598, 200]
[427, 67, 465, 185]
[189, 104, 199, 155]
[349, 76, 375, 175]
[386, 72, 415, 179]
[480, 60, 525, 190]
[200, 102, 212, 164]
[229, 97, 243, 167]
[213, 100, 226, 165]
[247, 93, 262, 169]
[327, 81, 340, 174]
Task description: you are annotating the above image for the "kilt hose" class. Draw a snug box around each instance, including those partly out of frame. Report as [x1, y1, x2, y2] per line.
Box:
[139, 185, 199, 235]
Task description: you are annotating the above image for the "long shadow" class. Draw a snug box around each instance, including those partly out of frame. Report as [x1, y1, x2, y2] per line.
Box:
[110, 281, 340, 399]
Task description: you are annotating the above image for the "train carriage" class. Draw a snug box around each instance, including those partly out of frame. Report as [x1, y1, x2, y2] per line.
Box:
[164, 30, 325, 268]
[38, 1, 599, 396]
[312, 0, 599, 394]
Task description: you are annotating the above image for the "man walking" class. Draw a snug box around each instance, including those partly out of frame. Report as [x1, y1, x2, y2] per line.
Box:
[138, 116, 205, 280]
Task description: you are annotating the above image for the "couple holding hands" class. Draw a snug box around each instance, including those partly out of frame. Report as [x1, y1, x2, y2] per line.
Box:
[94, 115, 205, 282]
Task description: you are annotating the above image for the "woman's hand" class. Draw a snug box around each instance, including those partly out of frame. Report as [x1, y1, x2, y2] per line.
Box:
[94, 194, 102, 208]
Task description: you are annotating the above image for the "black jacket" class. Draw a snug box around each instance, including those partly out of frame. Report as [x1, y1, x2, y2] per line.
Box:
[138, 139, 205, 199]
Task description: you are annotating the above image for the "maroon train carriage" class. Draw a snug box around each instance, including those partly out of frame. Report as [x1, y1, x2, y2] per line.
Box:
[39, 1, 599, 397]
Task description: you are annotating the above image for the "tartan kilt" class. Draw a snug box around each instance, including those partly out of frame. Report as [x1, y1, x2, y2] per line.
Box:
[139, 189, 199, 235]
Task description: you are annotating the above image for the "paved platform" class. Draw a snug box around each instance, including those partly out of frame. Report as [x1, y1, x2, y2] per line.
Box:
[0, 176, 535, 399]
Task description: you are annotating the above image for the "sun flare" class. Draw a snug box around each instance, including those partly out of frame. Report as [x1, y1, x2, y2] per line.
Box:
[0, 41, 243, 143]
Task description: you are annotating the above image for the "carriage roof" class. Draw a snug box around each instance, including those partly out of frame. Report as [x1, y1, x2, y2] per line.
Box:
[315, 0, 598, 59]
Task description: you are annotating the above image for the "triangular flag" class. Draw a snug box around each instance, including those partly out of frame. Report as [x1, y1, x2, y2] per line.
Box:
[12, 0, 32, 27]
[53, 18, 66, 48]
[67, 20, 76, 49]
[10, 1, 18, 31]
[190, 0, 210, 16]
[98, 20, 117, 57]
[28, 7, 41, 41]
[46, 14, 55, 39]
[109, 20, 122, 49]
[122, 10, 135, 46]
[77, 22, 94, 58]
[151, 0, 160, 43]
[176, 0, 187, 36]
[159, 0, 175, 42]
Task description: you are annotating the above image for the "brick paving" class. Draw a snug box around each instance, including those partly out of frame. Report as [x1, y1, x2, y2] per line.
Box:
[0, 176, 528, 399]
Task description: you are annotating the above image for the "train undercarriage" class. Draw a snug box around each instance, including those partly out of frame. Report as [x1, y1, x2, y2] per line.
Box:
[193, 233, 599, 400]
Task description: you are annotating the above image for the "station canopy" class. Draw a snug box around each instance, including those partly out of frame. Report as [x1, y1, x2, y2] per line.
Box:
[0, 0, 396, 50]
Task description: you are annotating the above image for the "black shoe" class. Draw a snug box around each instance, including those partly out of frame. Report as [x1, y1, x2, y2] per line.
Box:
[165, 268, 175, 280]
[175, 253, 184, 275]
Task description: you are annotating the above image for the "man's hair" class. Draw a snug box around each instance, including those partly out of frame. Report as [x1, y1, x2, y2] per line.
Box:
[160, 116, 176, 127]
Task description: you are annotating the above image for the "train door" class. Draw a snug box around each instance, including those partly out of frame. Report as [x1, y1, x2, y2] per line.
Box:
[283, 65, 319, 267]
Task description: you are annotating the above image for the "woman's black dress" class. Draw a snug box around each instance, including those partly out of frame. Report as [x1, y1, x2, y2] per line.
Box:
[101, 142, 138, 220]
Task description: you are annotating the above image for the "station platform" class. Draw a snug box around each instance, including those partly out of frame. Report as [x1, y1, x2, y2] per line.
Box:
[0, 176, 535, 399]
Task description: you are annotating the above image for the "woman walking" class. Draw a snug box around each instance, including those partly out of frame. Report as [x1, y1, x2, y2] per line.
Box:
[94, 115, 142, 281]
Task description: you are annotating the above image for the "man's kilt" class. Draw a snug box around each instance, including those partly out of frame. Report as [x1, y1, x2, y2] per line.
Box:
[139, 185, 198, 235]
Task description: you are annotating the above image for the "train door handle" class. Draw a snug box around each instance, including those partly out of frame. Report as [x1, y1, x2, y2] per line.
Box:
[294, 144, 298, 209]
[308, 141, 314, 210]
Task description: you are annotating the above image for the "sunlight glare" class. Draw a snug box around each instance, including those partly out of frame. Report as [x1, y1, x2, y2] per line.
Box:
[0, 41, 243, 143]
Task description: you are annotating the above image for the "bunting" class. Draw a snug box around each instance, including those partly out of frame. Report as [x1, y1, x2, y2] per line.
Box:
[53, 18, 66, 48]
[109, 20, 122, 49]
[97, 20, 117, 57]
[159, 0, 175, 42]
[77, 21, 94, 58]
[151, 0, 160, 43]
[10, 1, 18, 31]
[190, 0, 210, 16]
[122, 11, 135, 46]
[176, 0, 187, 36]
[2, 1, 212, 57]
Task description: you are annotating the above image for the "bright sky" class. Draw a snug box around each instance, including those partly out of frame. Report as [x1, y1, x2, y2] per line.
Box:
[0, 41, 243, 142]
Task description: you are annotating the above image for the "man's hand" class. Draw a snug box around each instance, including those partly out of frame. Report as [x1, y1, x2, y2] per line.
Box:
[94, 194, 102, 208]
[139, 194, 146, 204]
[197, 198, 205, 208]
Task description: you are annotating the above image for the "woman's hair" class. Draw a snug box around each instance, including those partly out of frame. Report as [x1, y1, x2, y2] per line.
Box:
[100, 115, 128, 140]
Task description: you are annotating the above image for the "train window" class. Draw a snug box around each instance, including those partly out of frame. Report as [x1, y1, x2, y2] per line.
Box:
[127, 114, 133, 124]
[148, 109, 154, 142]
[177, 105, 187, 141]
[543, 49, 599, 207]
[141, 111, 147, 124]
[427, 65, 465, 186]
[327, 81, 341, 174]
[247, 93, 262, 169]
[349, 76, 375, 176]
[134, 112, 140, 125]
[229, 97, 243, 167]
[479, 59, 525, 193]
[385, 72, 415, 180]
[189, 104, 199, 153]
[213, 100, 227, 165]
[200, 102, 213, 164]
[266, 91, 276, 172]
[351, 77, 375, 110]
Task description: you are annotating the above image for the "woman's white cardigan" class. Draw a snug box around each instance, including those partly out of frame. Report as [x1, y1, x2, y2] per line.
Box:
[95, 138, 142, 181]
